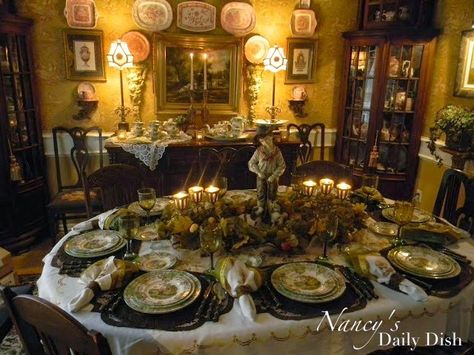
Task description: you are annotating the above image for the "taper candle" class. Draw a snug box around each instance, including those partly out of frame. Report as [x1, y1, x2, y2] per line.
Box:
[203, 53, 207, 90]
[190, 52, 194, 90]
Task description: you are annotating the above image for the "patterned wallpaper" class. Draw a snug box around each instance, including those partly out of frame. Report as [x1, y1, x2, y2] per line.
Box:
[17, 0, 358, 132]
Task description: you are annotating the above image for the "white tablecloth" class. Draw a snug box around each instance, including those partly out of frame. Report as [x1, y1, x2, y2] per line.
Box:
[38, 232, 474, 355]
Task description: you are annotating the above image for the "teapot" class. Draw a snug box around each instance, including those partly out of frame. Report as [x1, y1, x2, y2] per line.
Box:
[163, 119, 179, 137]
[205, 122, 232, 137]
[230, 116, 245, 137]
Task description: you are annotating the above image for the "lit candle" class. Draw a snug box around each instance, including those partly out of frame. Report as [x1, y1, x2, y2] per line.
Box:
[190, 52, 194, 90]
[302, 180, 317, 196]
[117, 129, 127, 141]
[336, 182, 352, 199]
[173, 191, 189, 210]
[203, 53, 207, 90]
[205, 185, 220, 203]
[188, 186, 203, 203]
[196, 129, 203, 140]
[319, 178, 334, 195]
[280, 129, 289, 141]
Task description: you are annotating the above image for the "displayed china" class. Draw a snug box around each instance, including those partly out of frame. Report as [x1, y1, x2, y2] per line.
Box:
[382, 207, 432, 224]
[271, 262, 346, 303]
[177, 1, 216, 32]
[64, 230, 126, 258]
[291, 9, 317, 37]
[387, 246, 461, 279]
[254, 119, 288, 127]
[137, 252, 177, 272]
[77, 82, 97, 101]
[205, 133, 249, 142]
[369, 221, 398, 237]
[121, 31, 150, 63]
[132, 0, 173, 32]
[64, 0, 98, 29]
[244, 35, 270, 64]
[124, 270, 201, 314]
[221, 2, 256, 37]
[128, 198, 170, 216]
[292, 86, 307, 101]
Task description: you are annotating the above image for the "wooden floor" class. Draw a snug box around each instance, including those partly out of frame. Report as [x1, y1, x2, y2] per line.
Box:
[11, 238, 53, 283]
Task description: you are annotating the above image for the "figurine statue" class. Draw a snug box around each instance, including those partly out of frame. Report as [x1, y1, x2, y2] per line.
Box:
[248, 126, 286, 222]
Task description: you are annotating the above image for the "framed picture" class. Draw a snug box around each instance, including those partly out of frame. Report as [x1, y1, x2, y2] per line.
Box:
[285, 38, 317, 84]
[63, 29, 106, 81]
[454, 29, 474, 97]
[153, 33, 242, 117]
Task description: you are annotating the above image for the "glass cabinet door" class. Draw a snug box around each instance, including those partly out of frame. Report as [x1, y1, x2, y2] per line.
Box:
[340, 44, 378, 170]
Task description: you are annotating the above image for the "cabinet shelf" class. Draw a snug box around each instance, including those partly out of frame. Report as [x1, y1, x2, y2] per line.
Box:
[383, 110, 415, 114]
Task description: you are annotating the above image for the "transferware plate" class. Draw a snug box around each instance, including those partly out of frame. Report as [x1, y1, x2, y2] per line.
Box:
[64, 230, 123, 256]
[137, 252, 177, 272]
[382, 207, 432, 224]
[369, 222, 398, 237]
[132, 0, 173, 32]
[221, 2, 256, 37]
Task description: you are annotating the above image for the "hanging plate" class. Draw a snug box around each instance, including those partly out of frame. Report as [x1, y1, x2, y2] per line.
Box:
[132, 0, 173, 32]
[221, 2, 256, 37]
[177, 1, 216, 32]
[121, 31, 151, 63]
[244, 35, 270, 64]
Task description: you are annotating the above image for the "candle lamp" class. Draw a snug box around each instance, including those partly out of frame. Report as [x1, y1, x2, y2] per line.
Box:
[319, 178, 334, 195]
[336, 182, 352, 199]
[173, 191, 189, 210]
[205, 185, 220, 203]
[188, 186, 203, 203]
[195, 129, 203, 140]
[302, 180, 317, 196]
[117, 129, 127, 141]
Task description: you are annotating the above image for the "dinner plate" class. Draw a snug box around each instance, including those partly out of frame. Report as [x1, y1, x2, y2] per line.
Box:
[121, 31, 150, 63]
[64, 230, 123, 256]
[369, 222, 398, 237]
[132, 0, 173, 32]
[205, 134, 249, 142]
[271, 262, 346, 303]
[387, 246, 461, 279]
[66, 238, 127, 258]
[244, 35, 270, 64]
[137, 252, 177, 272]
[382, 207, 432, 224]
[128, 198, 170, 216]
[221, 2, 256, 37]
[124, 270, 201, 314]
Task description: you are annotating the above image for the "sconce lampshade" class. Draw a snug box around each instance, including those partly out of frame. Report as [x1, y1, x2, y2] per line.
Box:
[107, 40, 134, 70]
[263, 45, 288, 73]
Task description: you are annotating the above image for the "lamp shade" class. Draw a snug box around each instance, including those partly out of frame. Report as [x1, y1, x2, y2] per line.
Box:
[107, 40, 134, 70]
[263, 45, 288, 73]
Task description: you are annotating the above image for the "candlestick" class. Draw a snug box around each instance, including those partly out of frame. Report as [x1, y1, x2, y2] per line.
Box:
[188, 186, 203, 203]
[205, 185, 220, 203]
[203, 53, 207, 90]
[319, 178, 334, 195]
[173, 191, 189, 210]
[302, 180, 317, 196]
[336, 182, 352, 199]
[190, 52, 194, 90]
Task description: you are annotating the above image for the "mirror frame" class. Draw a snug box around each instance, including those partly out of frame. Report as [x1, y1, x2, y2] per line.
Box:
[454, 29, 474, 97]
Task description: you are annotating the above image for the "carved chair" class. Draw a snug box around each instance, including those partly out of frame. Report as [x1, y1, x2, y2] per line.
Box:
[287, 123, 325, 164]
[0, 284, 33, 344]
[196, 147, 238, 187]
[433, 169, 474, 235]
[47, 126, 103, 238]
[295, 160, 353, 184]
[0, 288, 112, 355]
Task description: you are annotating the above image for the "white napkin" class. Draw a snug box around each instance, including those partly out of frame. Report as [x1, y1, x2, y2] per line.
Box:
[72, 208, 119, 233]
[67, 256, 116, 312]
[366, 255, 428, 302]
[226, 260, 258, 321]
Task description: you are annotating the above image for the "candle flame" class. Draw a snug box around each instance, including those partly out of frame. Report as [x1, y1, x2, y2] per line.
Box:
[303, 180, 317, 187]
[174, 191, 188, 199]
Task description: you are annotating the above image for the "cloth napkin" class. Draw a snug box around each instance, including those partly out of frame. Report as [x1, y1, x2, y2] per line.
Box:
[71, 208, 119, 233]
[366, 255, 428, 302]
[67, 256, 138, 312]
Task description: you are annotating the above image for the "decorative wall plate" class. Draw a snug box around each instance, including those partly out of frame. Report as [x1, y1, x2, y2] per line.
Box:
[132, 0, 173, 32]
[121, 31, 150, 63]
[64, 0, 98, 29]
[244, 35, 270, 64]
[221, 2, 256, 37]
[77, 81, 97, 101]
[177, 1, 216, 32]
[291, 9, 317, 37]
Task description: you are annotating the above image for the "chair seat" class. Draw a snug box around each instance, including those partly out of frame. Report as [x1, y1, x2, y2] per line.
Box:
[47, 189, 101, 212]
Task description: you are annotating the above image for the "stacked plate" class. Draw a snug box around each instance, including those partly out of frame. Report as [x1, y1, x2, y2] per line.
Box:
[271, 262, 346, 303]
[137, 252, 177, 272]
[388, 246, 461, 279]
[64, 230, 126, 258]
[124, 270, 201, 314]
[382, 207, 432, 224]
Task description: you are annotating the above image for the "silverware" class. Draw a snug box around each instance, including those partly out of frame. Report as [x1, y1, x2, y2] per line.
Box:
[399, 273, 432, 291]
[212, 283, 226, 322]
[205, 294, 217, 320]
[346, 267, 378, 299]
[264, 281, 282, 308]
[196, 280, 215, 318]
[339, 267, 372, 300]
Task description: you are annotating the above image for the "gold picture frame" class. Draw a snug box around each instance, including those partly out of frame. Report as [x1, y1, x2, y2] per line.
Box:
[63, 29, 106, 82]
[153, 33, 242, 118]
[285, 38, 317, 84]
[454, 29, 474, 97]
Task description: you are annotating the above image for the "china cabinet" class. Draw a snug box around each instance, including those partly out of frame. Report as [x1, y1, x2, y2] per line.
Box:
[335, 28, 439, 199]
[0, 12, 48, 251]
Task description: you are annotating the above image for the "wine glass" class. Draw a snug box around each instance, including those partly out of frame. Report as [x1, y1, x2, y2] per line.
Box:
[138, 188, 156, 239]
[290, 172, 305, 195]
[119, 214, 140, 260]
[392, 200, 414, 246]
[214, 176, 228, 199]
[316, 215, 339, 261]
[199, 226, 222, 271]
[361, 173, 380, 203]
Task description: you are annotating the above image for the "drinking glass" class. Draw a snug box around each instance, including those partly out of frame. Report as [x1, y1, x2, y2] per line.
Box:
[138, 188, 156, 239]
[316, 215, 339, 261]
[361, 173, 379, 203]
[119, 214, 140, 260]
[392, 200, 414, 245]
[291, 172, 305, 195]
[215, 176, 228, 199]
[199, 226, 222, 271]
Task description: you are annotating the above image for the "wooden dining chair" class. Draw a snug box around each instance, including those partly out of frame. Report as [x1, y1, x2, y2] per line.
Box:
[196, 147, 238, 186]
[0, 284, 33, 344]
[84, 163, 143, 217]
[0, 288, 112, 355]
[295, 160, 353, 184]
[287, 123, 325, 164]
[433, 169, 474, 235]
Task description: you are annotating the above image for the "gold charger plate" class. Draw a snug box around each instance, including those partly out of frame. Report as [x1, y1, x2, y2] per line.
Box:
[382, 207, 433, 224]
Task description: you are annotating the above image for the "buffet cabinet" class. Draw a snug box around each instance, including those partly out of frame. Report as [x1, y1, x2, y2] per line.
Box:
[0, 13, 48, 251]
[335, 29, 438, 199]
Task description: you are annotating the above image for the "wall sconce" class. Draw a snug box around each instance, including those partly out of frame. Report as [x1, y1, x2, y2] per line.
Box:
[73, 82, 98, 120]
[288, 85, 307, 118]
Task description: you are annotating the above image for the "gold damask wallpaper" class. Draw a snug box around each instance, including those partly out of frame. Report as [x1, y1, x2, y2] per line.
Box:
[16, 0, 358, 132]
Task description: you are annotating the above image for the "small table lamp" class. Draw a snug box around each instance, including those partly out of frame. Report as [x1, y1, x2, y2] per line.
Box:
[107, 40, 134, 131]
[263, 45, 287, 122]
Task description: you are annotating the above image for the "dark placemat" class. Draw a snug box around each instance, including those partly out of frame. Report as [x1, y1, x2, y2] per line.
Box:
[254, 265, 367, 321]
[99, 273, 234, 331]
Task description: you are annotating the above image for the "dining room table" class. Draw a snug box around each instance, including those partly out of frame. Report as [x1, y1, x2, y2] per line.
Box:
[37, 190, 474, 355]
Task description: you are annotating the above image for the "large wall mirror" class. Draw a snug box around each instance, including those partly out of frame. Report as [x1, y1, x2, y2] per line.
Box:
[153, 33, 242, 118]
[454, 29, 474, 97]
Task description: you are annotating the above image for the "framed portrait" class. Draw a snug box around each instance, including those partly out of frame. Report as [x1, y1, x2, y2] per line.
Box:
[63, 29, 106, 81]
[285, 38, 317, 84]
[153, 33, 242, 117]
[454, 29, 474, 97]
